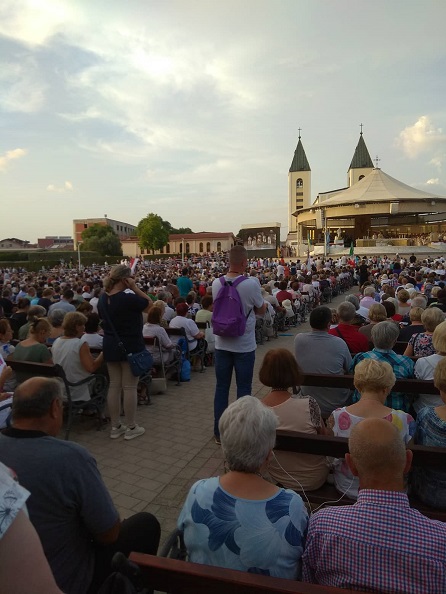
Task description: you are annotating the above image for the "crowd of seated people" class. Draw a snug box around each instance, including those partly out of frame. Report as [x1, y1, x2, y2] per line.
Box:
[2, 254, 446, 591]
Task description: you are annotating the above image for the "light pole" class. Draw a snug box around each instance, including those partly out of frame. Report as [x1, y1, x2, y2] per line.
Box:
[181, 237, 185, 264]
[77, 241, 82, 270]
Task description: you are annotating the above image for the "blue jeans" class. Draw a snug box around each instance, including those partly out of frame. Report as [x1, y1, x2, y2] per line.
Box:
[214, 349, 256, 437]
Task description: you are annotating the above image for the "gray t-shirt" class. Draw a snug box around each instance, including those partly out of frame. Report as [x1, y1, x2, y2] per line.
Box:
[211, 275, 264, 353]
[0, 430, 119, 594]
[294, 331, 352, 418]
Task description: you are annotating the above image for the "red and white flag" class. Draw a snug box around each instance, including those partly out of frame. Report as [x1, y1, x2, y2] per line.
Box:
[130, 257, 139, 274]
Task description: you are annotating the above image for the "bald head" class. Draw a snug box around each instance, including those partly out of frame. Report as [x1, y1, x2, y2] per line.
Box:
[13, 377, 63, 421]
[347, 418, 410, 487]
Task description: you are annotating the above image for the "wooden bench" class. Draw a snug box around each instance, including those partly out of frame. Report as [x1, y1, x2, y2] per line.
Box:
[129, 553, 369, 594]
[300, 371, 438, 394]
[5, 359, 108, 440]
[275, 429, 446, 522]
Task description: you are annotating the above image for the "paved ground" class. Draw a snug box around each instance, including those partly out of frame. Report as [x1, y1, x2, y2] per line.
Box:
[70, 288, 352, 548]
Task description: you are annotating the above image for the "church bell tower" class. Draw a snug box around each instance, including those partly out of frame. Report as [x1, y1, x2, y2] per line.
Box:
[288, 130, 311, 234]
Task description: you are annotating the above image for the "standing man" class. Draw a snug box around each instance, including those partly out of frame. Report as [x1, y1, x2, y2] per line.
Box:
[212, 245, 266, 443]
[176, 267, 193, 298]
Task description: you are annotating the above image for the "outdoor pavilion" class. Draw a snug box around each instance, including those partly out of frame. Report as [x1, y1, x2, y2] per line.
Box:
[293, 167, 446, 256]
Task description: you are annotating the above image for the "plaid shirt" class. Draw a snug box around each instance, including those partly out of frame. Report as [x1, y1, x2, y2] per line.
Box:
[350, 349, 414, 412]
[303, 490, 446, 593]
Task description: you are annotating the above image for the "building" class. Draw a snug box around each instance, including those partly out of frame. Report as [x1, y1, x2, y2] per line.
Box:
[288, 130, 446, 256]
[121, 232, 236, 258]
[73, 217, 136, 249]
[0, 238, 30, 250]
[37, 236, 73, 249]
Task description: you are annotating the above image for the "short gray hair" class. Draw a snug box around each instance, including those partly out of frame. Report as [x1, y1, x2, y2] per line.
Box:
[371, 321, 399, 349]
[219, 396, 278, 473]
[345, 294, 359, 310]
[337, 301, 356, 323]
[13, 378, 63, 420]
[363, 286, 375, 297]
[48, 308, 66, 328]
[411, 295, 427, 309]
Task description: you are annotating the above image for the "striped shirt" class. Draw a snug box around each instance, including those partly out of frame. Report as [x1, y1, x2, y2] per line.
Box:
[303, 490, 446, 593]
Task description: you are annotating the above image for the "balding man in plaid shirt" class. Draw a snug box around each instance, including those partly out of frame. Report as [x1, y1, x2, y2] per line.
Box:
[303, 419, 446, 593]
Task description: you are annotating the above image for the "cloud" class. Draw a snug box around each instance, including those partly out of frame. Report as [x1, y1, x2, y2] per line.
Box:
[426, 178, 440, 185]
[395, 116, 445, 158]
[0, 148, 27, 171]
[47, 180, 73, 192]
[0, 58, 47, 113]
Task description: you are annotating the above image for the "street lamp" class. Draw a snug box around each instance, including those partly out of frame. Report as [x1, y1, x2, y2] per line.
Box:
[77, 241, 82, 271]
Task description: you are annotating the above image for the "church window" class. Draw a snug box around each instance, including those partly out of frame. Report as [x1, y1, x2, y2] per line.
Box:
[199, 242, 204, 252]
[217, 242, 222, 251]
[186, 243, 190, 254]
[166, 244, 170, 254]
[206, 242, 211, 252]
[359, 175, 365, 180]
[296, 178, 303, 189]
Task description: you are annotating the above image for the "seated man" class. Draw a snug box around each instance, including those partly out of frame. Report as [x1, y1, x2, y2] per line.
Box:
[169, 302, 204, 352]
[0, 377, 160, 594]
[329, 301, 369, 354]
[275, 281, 294, 305]
[294, 306, 352, 418]
[303, 418, 446, 593]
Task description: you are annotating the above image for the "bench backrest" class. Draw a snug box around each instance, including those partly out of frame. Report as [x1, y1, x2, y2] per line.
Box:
[300, 372, 437, 394]
[129, 553, 370, 594]
[275, 429, 446, 469]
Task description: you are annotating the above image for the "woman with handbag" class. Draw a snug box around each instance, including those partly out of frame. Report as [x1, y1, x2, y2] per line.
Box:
[99, 265, 152, 441]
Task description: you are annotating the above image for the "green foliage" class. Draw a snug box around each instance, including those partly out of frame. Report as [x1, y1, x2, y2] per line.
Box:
[170, 227, 193, 235]
[0, 252, 22, 261]
[137, 213, 170, 253]
[81, 224, 123, 257]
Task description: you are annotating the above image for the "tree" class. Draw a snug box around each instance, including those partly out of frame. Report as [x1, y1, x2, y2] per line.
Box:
[81, 224, 123, 257]
[137, 213, 170, 253]
[170, 226, 193, 235]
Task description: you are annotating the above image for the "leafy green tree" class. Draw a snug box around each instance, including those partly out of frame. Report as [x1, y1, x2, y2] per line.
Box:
[81, 224, 123, 257]
[137, 213, 170, 253]
[170, 226, 193, 235]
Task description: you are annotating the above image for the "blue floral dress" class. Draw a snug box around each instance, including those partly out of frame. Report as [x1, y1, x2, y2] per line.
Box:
[409, 332, 435, 357]
[412, 407, 446, 509]
[178, 477, 308, 579]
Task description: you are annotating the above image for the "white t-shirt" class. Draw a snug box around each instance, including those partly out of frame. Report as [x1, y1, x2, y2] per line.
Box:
[211, 275, 264, 353]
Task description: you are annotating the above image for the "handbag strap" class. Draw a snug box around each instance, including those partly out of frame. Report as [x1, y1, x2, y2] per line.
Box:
[100, 294, 127, 355]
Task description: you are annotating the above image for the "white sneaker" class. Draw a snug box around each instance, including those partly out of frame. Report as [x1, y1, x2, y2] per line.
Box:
[124, 425, 145, 441]
[110, 424, 127, 439]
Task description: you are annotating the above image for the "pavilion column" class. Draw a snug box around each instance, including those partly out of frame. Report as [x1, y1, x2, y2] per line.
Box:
[354, 214, 372, 240]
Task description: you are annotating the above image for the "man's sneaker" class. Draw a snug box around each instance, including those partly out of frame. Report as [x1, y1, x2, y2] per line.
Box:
[110, 424, 127, 439]
[124, 425, 145, 441]
[214, 435, 221, 445]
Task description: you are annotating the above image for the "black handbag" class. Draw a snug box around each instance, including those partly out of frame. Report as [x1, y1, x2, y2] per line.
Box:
[100, 295, 153, 377]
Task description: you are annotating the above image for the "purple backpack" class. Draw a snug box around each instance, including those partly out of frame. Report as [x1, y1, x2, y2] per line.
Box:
[212, 276, 249, 337]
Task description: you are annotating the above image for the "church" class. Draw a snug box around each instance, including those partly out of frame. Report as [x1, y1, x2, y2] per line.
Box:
[287, 130, 446, 257]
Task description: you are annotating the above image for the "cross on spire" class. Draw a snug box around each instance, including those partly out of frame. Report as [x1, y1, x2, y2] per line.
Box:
[360, 123, 363, 135]
[375, 155, 381, 168]
[298, 127, 302, 140]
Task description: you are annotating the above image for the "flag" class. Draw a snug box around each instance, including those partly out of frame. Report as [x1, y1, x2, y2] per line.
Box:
[130, 257, 139, 274]
[349, 241, 354, 257]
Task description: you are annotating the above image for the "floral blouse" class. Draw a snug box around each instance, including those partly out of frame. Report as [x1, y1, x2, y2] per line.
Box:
[409, 332, 435, 357]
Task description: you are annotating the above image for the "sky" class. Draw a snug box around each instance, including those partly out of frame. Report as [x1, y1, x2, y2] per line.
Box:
[1, 0, 446, 242]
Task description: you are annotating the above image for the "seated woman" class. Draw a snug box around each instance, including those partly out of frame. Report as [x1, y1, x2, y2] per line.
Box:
[169, 303, 204, 353]
[328, 359, 415, 499]
[80, 313, 103, 350]
[152, 299, 169, 328]
[396, 289, 411, 317]
[358, 303, 387, 347]
[10, 298, 31, 336]
[412, 357, 446, 509]
[413, 320, 446, 414]
[261, 348, 329, 491]
[18, 305, 47, 340]
[52, 312, 104, 403]
[47, 308, 66, 345]
[178, 396, 308, 579]
[143, 307, 175, 365]
[11, 319, 53, 383]
[404, 306, 444, 358]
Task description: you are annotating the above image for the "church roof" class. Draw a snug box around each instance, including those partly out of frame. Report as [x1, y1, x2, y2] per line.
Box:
[289, 138, 311, 172]
[319, 168, 446, 207]
[349, 133, 374, 169]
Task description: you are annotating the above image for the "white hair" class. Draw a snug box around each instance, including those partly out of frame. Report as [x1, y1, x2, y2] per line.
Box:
[219, 396, 278, 473]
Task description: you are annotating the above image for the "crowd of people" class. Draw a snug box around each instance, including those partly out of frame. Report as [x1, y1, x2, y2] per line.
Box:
[1, 249, 446, 592]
